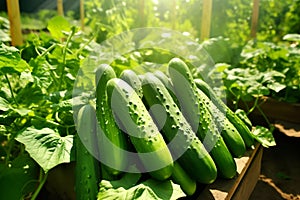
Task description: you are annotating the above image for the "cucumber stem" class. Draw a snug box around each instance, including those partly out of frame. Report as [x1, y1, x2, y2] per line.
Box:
[30, 169, 48, 200]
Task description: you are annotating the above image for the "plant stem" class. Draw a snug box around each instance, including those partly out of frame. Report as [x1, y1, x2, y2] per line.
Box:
[4, 139, 14, 165]
[4, 74, 18, 106]
[74, 29, 98, 57]
[33, 115, 62, 127]
[30, 169, 48, 200]
[256, 104, 271, 127]
[59, 27, 76, 91]
[247, 96, 260, 114]
[39, 43, 57, 57]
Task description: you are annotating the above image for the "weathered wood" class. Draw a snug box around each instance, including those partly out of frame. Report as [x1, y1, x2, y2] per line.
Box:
[57, 0, 64, 16]
[250, 0, 260, 39]
[200, 0, 213, 40]
[197, 143, 263, 199]
[6, 0, 23, 46]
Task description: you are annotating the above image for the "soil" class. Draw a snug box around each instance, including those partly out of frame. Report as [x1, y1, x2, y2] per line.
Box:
[249, 126, 300, 200]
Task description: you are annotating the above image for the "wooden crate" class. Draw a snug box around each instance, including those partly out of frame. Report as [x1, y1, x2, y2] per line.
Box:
[196, 143, 263, 200]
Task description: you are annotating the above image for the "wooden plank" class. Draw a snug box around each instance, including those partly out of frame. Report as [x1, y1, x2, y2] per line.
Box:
[232, 144, 263, 199]
[250, 0, 260, 39]
[200, 0, 213, 40]
[6, 0, 23, 46]
[197, 143, 262, 199]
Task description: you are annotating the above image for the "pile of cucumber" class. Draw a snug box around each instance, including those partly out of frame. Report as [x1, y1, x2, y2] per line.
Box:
[75, 58, 255, 199]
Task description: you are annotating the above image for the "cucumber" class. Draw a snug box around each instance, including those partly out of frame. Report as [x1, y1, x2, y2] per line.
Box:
[106, 78, 173, 181]
[171, 162, 197, 196]
[142, 73, 217, 184]
[75, 104, 101, 200]
[153, 70, 180, 107]
[95, 64, 128, 176]
[168, 58, 237, 179]
[194, 78, 254, 148]
[195, 87, 246, 158]
[235, 109, 252, 130]
[120, 69, 143, 98]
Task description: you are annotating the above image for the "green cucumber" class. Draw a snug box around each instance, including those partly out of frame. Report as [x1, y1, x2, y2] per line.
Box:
[168, 58, 237, 179]
[153, 70, 180, 107]
[194, 78, 254, 148]
[171, 162, 197, 196]
[106, 78, 173, 181]
[142, 73, 217, 184]
[95, 64, 128, 176]
[235, 109, 252, 130]
[75, 104, 101, 200]
[120, 69, 143, 98]
[195, 87, 246, 158]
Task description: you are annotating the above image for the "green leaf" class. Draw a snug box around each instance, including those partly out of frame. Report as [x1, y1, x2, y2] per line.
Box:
[267, 82, 286, 93]
[98, 173, 186, 200]
[0, 154, 39, 200]
[15, 127, 73, 172]
[235, 109, 252, 129]
[0, 29, 10, 42]
[252, 126, 276, 148]
[0, 43, 30, 73]
[283, 34, 300, 42]
[47, 16, 71, 39]
[12, 107, 31, 116]
[0, 97, 10, 111]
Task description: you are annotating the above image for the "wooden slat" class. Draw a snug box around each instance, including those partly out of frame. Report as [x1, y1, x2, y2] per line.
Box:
[200, 0, 213, 40]
[250, 0, 260, 39]
[197, 143, 262, 199]
[6, 0, 23, 46]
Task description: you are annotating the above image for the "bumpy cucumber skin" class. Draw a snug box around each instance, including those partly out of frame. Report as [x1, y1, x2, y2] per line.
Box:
[168, 58, 237, 179]
[171, 162, 197, 196]
[95, 64, 128, 176]
[142, 73, 217, 184]
[106, 78, 174, 181]
[75, 105, 101, 200]
[194, 78, 254, 148]
[120, 69, 143, 98]
[153, 70, 180, 107]
[196, 88, 246, 158]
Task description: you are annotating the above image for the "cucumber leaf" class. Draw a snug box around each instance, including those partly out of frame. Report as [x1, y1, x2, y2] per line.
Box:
[283, 34, 300, 42]
[15, 127, 74, 172]
[47, 16, 71, 39]
[252, 126, 276, 148]
[98, 173, 186, 200]
[0, 154, 39, 200]
[0, 96, 10, 111]
[0, 43, 30, 73]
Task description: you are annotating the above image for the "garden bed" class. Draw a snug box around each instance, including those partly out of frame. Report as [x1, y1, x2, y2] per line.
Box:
[196, 143, 263, 200]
